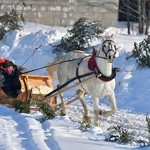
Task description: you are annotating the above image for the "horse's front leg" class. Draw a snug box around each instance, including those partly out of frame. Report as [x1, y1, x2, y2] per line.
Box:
[100, 91, 117, 117]
[92, 96, 100, 127]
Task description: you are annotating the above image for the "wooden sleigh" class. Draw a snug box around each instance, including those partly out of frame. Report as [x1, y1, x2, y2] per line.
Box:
[0, 71, 97, 111]
[0, 74, 57, 106]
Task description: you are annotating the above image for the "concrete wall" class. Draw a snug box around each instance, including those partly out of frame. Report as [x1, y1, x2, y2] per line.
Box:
[0, 0, 119, 28]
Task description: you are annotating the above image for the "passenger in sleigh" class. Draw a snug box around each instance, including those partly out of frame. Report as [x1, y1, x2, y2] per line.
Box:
[0, 57, 27, 98]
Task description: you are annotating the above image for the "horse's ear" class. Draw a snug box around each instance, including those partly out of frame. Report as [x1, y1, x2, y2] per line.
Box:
[105, 32, 109, 36]
[93, 46, 96, 52]
[110, 34, 114, 40]
[92, 46, 97, 55]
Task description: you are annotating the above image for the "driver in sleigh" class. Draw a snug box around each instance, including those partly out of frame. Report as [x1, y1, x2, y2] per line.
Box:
[0, 57, 26, 98]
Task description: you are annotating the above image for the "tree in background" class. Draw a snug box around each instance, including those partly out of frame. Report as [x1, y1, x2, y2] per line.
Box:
[145, 0, 150, 35]
[119, 0, 150, 35]
[80, 0, 149, 35]
[53, 18, 104, 54]
[0, 1, 26, 40]
[131, 35, 150, 68]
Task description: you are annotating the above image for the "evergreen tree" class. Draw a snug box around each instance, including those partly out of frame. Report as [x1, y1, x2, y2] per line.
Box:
[131, 35, 150, 68]
[53, 17, 104, 54]
[0, 7, 25, 40]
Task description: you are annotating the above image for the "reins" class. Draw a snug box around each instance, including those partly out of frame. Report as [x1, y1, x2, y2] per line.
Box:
[20, 45, 42, 68]
[20, 40, 117, 75]
[20, 55, 90, 75]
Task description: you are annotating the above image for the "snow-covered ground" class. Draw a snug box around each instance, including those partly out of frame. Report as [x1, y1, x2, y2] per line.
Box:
[0, 22, 149, 150]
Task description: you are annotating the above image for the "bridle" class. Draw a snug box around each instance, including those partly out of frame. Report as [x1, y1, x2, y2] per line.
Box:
[94, 40, 117, 63]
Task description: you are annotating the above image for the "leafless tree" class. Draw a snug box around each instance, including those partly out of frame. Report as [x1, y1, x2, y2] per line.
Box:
[83, 0, 149, 35]
[119, 0, 149, 34]
[126, 0, 130, 34]
[145, 0, 150, 34]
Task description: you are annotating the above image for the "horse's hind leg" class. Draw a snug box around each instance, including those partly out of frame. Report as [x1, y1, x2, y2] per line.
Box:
[57, 68, 68, 116]
[59, 92, 67, 115]
[57, 85, 67, 115]
[76, 89, 91, 124]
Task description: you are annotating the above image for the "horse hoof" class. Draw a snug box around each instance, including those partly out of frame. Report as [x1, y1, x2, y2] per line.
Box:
[60, 111, 66, 116]
[99, 110, 103, 115]
[94, 122, 100, 127]
[99, 110, 110, 117]
[99, 110, 107, 117]
[61, 113, 66, 116]
[82, 115, 91, 124]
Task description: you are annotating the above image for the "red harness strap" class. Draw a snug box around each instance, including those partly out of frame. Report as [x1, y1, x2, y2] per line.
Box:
[88, 51, 99, 71]
[88, 51, 116, 82]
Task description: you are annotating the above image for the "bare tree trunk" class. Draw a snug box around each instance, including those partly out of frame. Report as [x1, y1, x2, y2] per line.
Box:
[142, 0, 145, 32]
[138, 0, 143, 33]
[127, 0, 130, 34]
[145, 1, 150, 35]
[138, 0, 146, 34]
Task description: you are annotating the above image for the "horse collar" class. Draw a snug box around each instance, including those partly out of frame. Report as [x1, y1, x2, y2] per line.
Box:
[88, 52, 116, 82]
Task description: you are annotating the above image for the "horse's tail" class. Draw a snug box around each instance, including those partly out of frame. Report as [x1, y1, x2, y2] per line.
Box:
[46, 54, 64, 79]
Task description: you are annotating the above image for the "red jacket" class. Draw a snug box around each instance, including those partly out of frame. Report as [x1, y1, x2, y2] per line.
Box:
[0, 58, 10, 66]
[0, 58, 11, 74]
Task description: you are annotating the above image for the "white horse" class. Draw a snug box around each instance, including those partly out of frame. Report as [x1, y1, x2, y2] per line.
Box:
[47, 38, 118, 126]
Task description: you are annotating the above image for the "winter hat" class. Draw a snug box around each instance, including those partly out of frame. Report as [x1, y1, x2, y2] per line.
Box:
[2, 61, 14, 68]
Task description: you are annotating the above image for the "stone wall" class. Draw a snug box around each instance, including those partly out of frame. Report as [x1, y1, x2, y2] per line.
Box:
[0, 0, 119, 28]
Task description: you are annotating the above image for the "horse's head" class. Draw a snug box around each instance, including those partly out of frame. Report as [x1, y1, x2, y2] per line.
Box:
[95, 34, 118, 63]
[101, 39, 117, 63]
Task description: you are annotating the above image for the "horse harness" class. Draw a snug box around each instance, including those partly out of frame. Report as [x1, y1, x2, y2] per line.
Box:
[76, 57, 88, 91]
[76, 57, 116, 91]
[76, 41, 117, 92]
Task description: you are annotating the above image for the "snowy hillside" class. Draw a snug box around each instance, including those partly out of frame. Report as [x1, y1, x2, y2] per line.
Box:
[0, 22, 149, 150]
